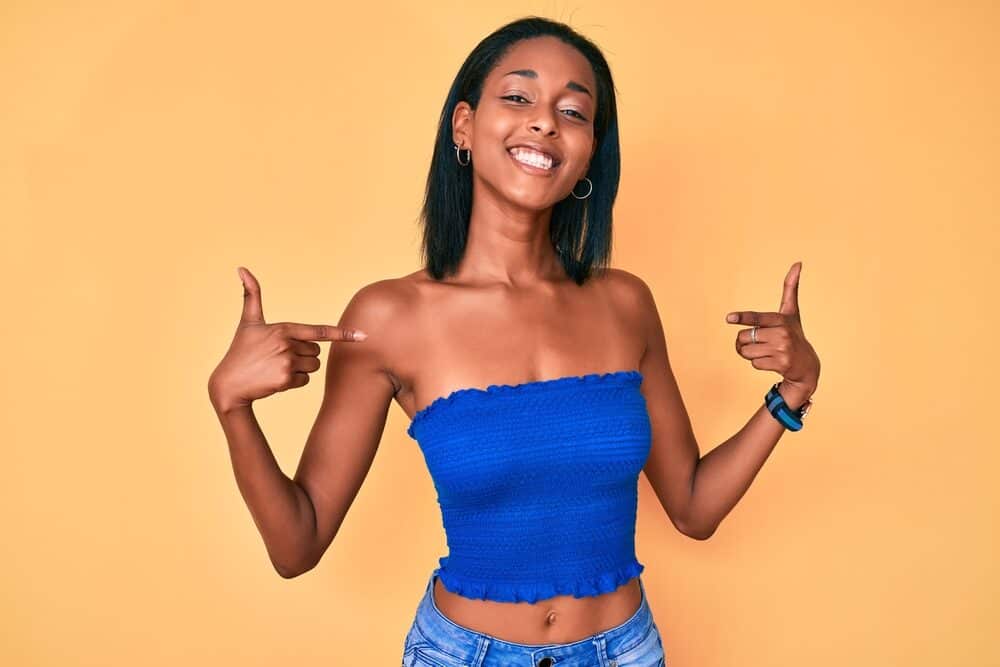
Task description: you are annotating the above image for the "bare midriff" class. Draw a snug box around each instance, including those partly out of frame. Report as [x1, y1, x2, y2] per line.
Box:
[432, 575, 643, 645]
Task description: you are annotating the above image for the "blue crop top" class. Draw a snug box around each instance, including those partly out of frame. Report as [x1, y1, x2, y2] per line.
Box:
[406, 369, 652, 603]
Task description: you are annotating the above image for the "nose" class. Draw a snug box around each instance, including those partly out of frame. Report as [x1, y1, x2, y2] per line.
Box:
[530, 121, 557, 137]
[529, 108, 559, 137]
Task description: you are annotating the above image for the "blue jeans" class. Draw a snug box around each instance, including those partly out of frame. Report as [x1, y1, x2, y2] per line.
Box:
[402, 571, 666, 666]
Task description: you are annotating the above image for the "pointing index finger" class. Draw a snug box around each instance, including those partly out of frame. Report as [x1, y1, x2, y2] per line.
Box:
[725, 311, 784, 327]
[283, 323, 368, 342]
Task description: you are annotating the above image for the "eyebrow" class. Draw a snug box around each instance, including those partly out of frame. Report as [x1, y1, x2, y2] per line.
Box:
[502, 69, 593, 99]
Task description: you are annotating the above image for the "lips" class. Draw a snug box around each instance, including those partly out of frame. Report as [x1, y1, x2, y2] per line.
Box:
[507, 146, 560, 176]
[506, 142, 563, 167]
[507, 149, 561, 176]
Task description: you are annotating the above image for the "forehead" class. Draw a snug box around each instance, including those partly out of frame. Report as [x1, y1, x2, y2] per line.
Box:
[487, 36, 596, 90]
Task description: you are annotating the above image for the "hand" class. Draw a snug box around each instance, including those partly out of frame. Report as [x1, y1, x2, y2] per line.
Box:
[725, 261, 820, 397]
[207, 266, 367, 412]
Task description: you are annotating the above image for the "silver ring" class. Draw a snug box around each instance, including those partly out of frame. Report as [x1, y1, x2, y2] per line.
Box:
[750, 326, 758, 344]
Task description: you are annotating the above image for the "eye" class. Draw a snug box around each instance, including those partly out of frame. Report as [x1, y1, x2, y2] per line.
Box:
[501, 95, 589, 122]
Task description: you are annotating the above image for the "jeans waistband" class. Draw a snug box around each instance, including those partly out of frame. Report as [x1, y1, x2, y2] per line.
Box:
[411, 570, 653, 666]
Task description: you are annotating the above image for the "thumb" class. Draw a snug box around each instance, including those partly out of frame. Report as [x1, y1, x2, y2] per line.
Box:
[237, 266, 265, 324]
[778, 261, 802, 318]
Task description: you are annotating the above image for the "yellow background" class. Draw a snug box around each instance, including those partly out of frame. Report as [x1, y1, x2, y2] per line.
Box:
[2, 1, 996, 665]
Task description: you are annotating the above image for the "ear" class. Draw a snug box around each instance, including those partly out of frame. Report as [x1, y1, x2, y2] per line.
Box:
[452, 101, 474, 149]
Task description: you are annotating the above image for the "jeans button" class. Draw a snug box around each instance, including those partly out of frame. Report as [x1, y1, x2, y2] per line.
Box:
[537, 658, 554, 667]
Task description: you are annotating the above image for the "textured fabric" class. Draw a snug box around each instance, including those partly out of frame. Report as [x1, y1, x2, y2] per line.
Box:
[406, 369, 652, 603]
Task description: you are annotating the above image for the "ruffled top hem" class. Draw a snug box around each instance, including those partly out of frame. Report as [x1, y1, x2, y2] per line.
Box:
[408, 369, 642, 438]
[433, 558, 646, 604]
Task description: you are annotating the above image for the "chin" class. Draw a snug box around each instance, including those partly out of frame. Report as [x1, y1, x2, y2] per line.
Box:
[500, 179, 566, 209]
[504, 189, 558, 211]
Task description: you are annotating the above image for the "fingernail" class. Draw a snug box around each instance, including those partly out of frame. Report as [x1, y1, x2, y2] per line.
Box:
[726, 313, 738, 322]
[353, 330, 367, 341]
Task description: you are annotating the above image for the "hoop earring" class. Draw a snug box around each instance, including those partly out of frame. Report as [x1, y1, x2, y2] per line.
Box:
[453, 143, 470, 167]
[571, 177, 593, 199]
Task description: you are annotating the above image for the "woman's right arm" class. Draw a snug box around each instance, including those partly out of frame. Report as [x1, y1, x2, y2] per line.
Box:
[208, 269, 400, 578]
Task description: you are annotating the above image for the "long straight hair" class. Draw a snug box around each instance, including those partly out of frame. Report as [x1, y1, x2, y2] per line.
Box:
[417, 16, 622, 286]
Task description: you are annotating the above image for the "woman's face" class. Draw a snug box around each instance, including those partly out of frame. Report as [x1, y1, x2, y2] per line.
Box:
[453, 36, 598, 211]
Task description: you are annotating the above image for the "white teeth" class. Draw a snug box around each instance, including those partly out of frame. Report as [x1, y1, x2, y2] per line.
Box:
[509, 147, 554, 170]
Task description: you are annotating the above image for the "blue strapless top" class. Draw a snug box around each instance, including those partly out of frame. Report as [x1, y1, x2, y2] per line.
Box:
[406, 369, 652, 603]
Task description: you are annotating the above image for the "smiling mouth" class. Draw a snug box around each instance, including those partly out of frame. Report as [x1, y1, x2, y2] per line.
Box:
[507, 148, 562, 175]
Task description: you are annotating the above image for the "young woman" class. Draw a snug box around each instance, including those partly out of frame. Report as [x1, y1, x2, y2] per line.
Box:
[208, 16, 820, 667]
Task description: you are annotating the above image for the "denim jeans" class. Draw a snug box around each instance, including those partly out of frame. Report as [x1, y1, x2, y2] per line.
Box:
[402, 571, 666, 666]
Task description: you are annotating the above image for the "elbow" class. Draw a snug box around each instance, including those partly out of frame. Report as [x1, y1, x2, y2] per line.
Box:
[274, 559, 315, 579]
[678, 516, 716, 541]
[684, 526, 715, 541]
[275, 562, 302, 579]
[273, 551, 318, 579]
[273, 555, 303, 578]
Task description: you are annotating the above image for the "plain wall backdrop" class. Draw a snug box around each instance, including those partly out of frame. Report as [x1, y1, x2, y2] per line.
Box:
[1, 1, 996, 665]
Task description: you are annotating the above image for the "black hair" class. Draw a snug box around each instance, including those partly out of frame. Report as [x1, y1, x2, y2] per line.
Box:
[417, 16, 621, 286]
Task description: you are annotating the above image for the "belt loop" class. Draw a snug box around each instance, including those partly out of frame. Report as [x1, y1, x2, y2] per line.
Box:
[470, 636, 490, 667]
[591, 634, 610, 667]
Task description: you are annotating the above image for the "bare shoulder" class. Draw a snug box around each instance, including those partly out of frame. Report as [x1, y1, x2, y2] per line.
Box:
[341, 273, 417, 323]
[598, 267, 662, 361]
[600, 267, 658, 322]
[336, 271, 423, 394]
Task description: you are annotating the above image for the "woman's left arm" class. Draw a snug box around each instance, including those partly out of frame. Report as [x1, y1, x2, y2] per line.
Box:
[623, 262, 820, 540]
